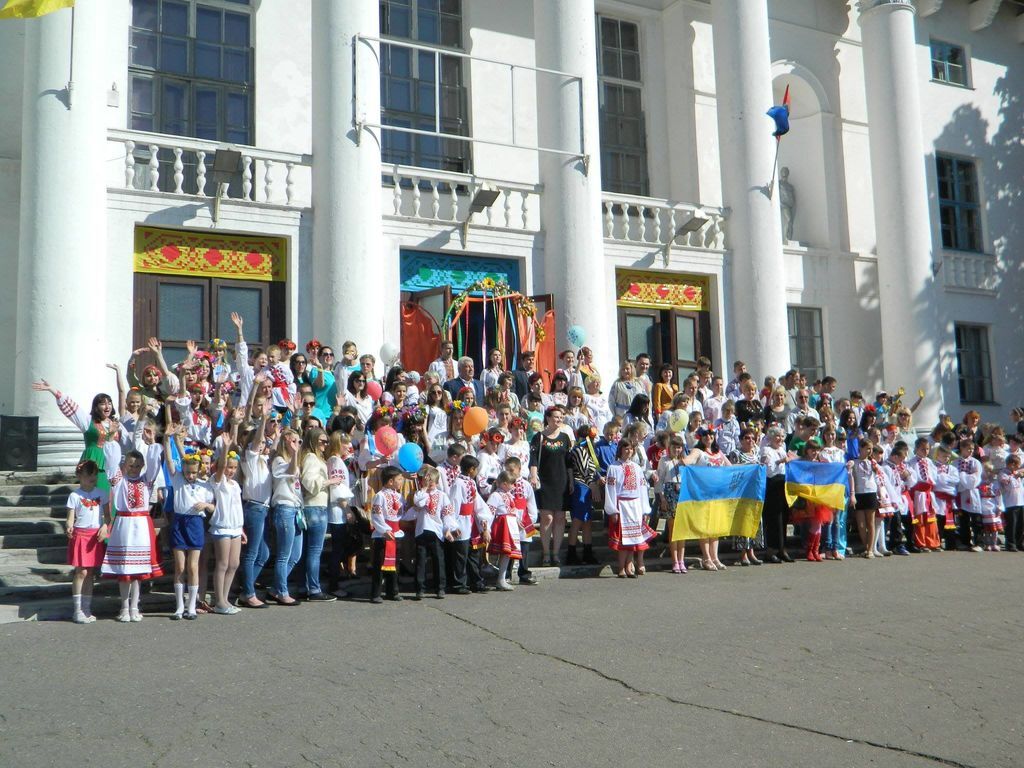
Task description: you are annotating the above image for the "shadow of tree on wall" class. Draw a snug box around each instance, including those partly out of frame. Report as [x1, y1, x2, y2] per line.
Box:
[929, 71, 1022, 415]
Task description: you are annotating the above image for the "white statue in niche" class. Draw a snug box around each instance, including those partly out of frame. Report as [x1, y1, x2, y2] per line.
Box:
[778, 166, 796, 243]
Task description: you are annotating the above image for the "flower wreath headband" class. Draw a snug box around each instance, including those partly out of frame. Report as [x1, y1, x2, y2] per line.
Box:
[209, 338, 228, 351]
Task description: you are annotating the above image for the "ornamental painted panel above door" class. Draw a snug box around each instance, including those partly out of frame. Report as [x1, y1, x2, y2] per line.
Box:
[399, 250, 521, 292]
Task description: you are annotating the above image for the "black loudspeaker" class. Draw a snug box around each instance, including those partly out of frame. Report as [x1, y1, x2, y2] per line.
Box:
[0, 416, 39, 472]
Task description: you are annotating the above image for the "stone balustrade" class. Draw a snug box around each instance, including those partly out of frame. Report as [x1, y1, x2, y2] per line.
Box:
[107, 128, 312, 207]
[602, 192, 726, 251]
[383, 164, 542, 232]
[942, 251, 999, 293]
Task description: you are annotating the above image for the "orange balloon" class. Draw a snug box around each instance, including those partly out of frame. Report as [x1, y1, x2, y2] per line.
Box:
[463, 406, 489, 437]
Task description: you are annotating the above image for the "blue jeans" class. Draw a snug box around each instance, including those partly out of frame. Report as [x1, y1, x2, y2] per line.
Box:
[822, 507, 848, 554]
[302, 505, 328, 595]
[240, 501, 270, 599]
[272, 505, 304, 598]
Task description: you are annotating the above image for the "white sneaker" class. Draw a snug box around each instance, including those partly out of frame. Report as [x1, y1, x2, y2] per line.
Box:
[72, 610, 89, 624]
[130, 610, 143, 623]
[85, 614, 97, 624]
[116, 610, 132, 623]
[495, 582, 515, 591]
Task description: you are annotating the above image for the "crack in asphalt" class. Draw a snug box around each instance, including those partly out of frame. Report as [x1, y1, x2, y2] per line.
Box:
[432, 605, 977, 768]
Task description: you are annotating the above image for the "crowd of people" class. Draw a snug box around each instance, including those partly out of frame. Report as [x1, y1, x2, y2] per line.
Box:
[32, 313, 1024, 623]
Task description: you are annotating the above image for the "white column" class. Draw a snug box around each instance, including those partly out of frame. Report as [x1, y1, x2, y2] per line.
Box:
[533, 0, 612, 368]
[14, 1, 108, 423]
[858, 0, 942, 424]
[711, 0, 791, 380]
[311, 1, 384, 356]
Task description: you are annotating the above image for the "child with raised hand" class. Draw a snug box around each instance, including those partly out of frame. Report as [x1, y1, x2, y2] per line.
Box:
[66, 460, 108, 623]
[409, 465, 455, 600]
[209, 450, 246, 614]
[164, 427, 215, 620]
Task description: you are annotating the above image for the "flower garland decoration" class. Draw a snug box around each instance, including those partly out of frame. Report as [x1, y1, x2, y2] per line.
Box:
[443, 278, 546, 343]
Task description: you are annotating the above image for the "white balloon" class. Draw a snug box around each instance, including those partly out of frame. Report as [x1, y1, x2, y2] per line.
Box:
[379, 342, 400, 365]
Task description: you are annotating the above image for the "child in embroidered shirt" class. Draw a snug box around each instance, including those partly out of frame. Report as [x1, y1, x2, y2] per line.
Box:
[66, 461, 109, 623]
[165, 436, 216, 620]
[447, 455, 492, 593]
[409, 465, 455, 600]
[999, 453, 1024, 551]
[101, 450, 163, 622]
[369, 466, 407, 603]
[956, 439, 984, 552]
[504, 456, 539, 584]
[326, 432, 356, 596]
[656, 436, 687, 572]
[487, 472, 521, 591]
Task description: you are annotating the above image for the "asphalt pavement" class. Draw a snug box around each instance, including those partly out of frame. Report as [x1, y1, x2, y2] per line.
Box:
[1, 551, 1021, 768]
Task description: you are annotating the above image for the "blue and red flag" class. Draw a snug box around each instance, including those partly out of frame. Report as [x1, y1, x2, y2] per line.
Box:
[767, 84, 791, 138]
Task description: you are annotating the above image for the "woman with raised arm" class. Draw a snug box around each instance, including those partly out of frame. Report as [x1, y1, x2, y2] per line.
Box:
[33, 374, 123, 490]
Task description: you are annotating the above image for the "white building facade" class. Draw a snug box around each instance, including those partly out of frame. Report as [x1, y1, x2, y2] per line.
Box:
[0, 0, 1020, 461]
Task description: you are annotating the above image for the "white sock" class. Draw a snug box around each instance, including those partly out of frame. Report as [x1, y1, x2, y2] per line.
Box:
[129, 581, 141, 612]
[82, 594, 92, 616]
[174, 583, 185, 614]
[187, 585, 199, 613]
[72, 594, 82, 613]
[497, 556, 509, 586]
[118, 581, 131, 612]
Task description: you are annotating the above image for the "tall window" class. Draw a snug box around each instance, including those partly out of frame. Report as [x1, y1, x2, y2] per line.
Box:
[597, 16, 648, 196]
[954, 324, 994, 403]
[787, 306, 825, 383]
[930, 40, 968, 87]
[379, 0, 469, 173]
[129, 0, 254, 194]
[936, 154, 983, 252]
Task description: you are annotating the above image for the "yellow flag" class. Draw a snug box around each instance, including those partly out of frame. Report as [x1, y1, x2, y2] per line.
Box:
[0, 0, 74, 19]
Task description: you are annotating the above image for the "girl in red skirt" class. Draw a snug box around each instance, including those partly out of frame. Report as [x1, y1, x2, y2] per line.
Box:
[66, 461, 109, 623]
[790, 438, 834, 562]
[487, 472, 521, 591]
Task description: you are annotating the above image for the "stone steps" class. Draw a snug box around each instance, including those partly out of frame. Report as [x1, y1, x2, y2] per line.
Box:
[0, 473, 689, 620]
[0, 531, 68, 549]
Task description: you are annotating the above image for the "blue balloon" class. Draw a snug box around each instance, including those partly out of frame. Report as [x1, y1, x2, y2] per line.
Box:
[397, 443, 424, 473]
[567, 325, 587, 348]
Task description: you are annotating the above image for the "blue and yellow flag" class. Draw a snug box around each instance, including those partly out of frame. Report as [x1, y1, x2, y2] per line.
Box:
[0, 0, 73, 19]
[785, 460, 848, 512]
[673, 465, 766, 540]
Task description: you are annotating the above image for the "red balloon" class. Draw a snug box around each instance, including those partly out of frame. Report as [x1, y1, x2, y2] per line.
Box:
[366, 380, 383, 401]
[375, 426, 398, 457]
[463, 406, 489, 437]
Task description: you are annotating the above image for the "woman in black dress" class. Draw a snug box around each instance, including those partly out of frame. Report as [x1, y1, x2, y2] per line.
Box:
[529, 406, 573, 566]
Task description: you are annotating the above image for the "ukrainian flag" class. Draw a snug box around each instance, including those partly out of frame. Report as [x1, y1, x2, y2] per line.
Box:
[672, 465, 766, 540]
[0, 0, 73, 19]
[785, 461, 848, 512]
